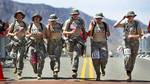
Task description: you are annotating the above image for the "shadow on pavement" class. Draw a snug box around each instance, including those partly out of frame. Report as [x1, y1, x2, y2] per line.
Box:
[1, 77, 150, 83]
[86, 79, 150, 82]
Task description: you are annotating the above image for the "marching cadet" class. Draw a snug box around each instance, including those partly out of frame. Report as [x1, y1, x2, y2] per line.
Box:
[62, 9, 86, 78]
[26, 13, 47, 80]
[114, 11, 142, 81]
[88, 13, 110, 80]
[45, 14, 63, 79]
[7, 10, 27, 80]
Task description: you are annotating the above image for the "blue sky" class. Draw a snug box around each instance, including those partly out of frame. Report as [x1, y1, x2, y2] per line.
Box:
[13, 0, 149, 25]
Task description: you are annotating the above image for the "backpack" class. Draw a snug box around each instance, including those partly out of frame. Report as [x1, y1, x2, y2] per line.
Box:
[91, 20, 108, 40]
[29, 23, 43, 33]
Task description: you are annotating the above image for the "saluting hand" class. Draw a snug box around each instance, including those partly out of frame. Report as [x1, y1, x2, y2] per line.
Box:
[122, 16, 126, 20]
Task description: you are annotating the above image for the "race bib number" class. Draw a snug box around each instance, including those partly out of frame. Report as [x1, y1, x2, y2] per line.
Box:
[124, 48, 131, 55]
[92, 49, 100, 59]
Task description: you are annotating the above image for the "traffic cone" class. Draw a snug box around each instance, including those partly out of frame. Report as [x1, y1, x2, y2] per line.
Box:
[0, 62, 4, 80]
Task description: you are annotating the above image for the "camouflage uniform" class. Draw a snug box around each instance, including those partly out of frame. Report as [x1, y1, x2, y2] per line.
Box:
[91, 41, 108, 74]
[27, 23, 47, 77]
[90, 18, 109, 80]
[9, 20, 27, 76]
[114, 11, 142, 81]
[123, 20, 141, 72]
[63, 16, 85, 74]
[47, 22, 63, 73]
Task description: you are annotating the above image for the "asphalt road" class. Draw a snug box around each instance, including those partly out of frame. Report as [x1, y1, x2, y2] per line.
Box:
[1, 56, 150, 84]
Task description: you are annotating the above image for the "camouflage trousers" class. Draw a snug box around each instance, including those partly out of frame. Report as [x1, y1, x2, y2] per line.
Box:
[123, 38, 139, 72]
[47, 39, 63, 72]
[27, 40, 46, 76]
[66, 36, 84, 72]
[91, 41, 108, 76]
[0, 37, 7, 59]
[9, 37, 26, 75]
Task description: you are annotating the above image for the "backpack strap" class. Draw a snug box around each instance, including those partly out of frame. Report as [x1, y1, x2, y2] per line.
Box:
[0, 22, 6, 32]
[78, 18, 86, 35]
[29, 23, 33, 33]
[67, 18, 73, 31]
[40, 23, 43, 31]
[92, 20, 96, 36]
[58, 22, 63, 31]
[22, 21, 27, 30]
[11, 20, 16, 32]
[134, 20, 139, 34]
[102, 22, 108, 32]
[59, 22, 63, 28]
[102, 22, 108, 40]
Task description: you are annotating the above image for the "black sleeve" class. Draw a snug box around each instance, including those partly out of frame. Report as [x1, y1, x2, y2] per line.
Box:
[103, 22, 109, 32]
[0, 23, 6, 32]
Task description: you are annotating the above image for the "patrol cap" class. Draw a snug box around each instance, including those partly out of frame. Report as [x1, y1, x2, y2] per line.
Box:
[48, 14, 58, 21]
[70, 9, 80, 15]
[32, 13, 42, 21]
[126, 11, 137, 17]
[14, 10, 25, 19]
[94, 13, 104, 19]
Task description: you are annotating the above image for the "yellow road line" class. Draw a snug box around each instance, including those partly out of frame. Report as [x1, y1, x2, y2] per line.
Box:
[88, 57, 94, 79]
[80, 57, 87, 79]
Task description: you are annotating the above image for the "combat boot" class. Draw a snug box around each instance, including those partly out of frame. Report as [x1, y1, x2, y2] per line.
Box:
[96, 75, 100, 81]
[72, 72, 77, 78]
[101, 69, 105, 76]
[126, 71, 132, 81]
[13, 68, 17, 74]
[17, 73, 22, 80]
[53, 71, 58, 79]
[37, 74, 41, 80]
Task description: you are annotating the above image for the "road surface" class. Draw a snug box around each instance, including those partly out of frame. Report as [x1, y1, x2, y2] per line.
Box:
[1, 56, 150, 84]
